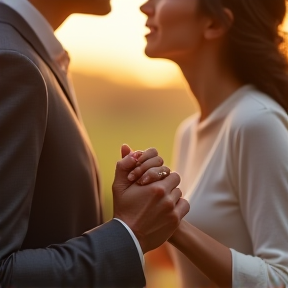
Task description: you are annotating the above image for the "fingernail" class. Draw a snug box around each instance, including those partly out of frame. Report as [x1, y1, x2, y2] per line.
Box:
[128, 173, 135, 181]
[130, 154, 138, 162]
[131, 151, 144, 162]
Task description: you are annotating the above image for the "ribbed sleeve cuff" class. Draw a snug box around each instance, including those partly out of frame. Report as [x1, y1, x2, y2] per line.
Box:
[230, 249, 268, 288]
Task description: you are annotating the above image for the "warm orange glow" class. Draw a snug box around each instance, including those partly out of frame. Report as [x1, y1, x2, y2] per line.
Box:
[55, 0, 184, 88]
[56, 1, 288, 88]
[283, 15, 288, 34]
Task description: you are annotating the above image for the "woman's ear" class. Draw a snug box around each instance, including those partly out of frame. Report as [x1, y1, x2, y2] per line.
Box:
[204, 8, 234, 40]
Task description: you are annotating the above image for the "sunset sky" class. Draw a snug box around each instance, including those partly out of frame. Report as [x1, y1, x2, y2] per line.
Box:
[55, 0, 184, 88]
[56, 0, 288, 88]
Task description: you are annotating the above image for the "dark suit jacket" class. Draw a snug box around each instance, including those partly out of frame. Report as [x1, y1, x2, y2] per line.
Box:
[0, 4, 145, 288]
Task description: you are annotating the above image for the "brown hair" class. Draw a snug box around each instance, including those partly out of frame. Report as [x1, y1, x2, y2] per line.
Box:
[200, 0, 288, 112]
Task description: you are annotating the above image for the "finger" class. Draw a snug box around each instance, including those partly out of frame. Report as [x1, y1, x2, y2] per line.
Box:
[175, 198, 190, 219]
[121, 145, 144, 161]
[170, 188, 182, 204]
[158, 172, 181, 192]
[114, 153, 139, 186]
[137, 147, 158, 164]
[136, 166, 170, 185]
[128, 156, 164, 182]
[121, 144, 132, 159]
[131, 150, 144, 162]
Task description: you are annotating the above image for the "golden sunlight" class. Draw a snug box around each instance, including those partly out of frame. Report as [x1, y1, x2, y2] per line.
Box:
[55, 0, 184, 88]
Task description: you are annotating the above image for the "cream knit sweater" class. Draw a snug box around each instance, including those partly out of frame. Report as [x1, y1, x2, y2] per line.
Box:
[171, 85, 288, 288]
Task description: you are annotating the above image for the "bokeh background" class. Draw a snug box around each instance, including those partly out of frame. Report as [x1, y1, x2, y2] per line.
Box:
[55, 0, 288, 286]
[56, 0, 195, 286]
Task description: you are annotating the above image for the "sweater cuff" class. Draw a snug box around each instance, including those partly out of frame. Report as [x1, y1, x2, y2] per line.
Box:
[230, 248, 268, 288]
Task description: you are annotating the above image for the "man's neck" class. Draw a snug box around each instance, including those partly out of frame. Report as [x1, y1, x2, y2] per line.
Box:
[28, 0, 69, 30]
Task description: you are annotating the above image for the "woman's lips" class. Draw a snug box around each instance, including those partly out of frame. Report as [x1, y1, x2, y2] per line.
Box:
[145, 24, 158, 37]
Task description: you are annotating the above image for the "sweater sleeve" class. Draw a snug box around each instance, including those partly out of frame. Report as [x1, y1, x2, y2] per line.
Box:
[231, 108, 288, 287]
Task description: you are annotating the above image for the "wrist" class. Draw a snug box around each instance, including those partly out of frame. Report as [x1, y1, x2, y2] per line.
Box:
[168, 220, 187, 246]
[124, 224, 148, 254]
[113, 217, 148, 254]
[133, 231, 148, 254]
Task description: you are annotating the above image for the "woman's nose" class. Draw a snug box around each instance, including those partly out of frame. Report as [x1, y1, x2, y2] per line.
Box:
[140, 1, 154, 16]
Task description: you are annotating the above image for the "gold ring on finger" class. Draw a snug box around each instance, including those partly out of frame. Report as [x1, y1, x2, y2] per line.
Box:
[158, 171, 168, 178]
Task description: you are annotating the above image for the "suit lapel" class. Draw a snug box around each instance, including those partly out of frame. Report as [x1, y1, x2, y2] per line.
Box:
[0, 3, 77, 114]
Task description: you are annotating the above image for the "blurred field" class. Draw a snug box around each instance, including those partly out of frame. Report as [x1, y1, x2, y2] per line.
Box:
[71, 71, 196, 287]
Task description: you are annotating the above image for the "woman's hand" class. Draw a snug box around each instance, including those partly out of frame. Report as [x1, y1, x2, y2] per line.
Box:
[121, 144, 171, 186]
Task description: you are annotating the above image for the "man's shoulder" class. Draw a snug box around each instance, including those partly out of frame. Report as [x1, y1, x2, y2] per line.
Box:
[0, 22, 27, 50]
[0, 22, 41, 66]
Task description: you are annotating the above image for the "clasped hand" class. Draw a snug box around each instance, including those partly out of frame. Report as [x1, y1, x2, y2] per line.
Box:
[113, 144, 190, 254]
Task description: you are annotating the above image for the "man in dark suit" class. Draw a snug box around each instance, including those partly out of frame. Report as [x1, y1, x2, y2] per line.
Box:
[0, 0, 189, 287]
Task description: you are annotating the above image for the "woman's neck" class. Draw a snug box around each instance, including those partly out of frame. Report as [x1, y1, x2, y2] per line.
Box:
[178, 50, 242, 122]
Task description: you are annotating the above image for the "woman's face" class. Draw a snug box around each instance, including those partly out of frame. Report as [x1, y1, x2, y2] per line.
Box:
[140, 0, 209, 62]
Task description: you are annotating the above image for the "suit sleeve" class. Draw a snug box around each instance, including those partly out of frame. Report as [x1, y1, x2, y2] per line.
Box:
[0, 51, 145, 288]
[231, 109, 288, 287]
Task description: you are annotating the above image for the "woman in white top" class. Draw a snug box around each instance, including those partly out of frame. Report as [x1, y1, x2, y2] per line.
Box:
[140, 0, 288, 287]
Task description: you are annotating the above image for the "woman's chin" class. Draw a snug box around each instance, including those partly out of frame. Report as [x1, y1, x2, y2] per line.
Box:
[144, 47, 162, 59]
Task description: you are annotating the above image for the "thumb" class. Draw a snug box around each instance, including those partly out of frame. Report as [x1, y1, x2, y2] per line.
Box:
[113, 146, 141, 190]
[121, 144, 132, 158]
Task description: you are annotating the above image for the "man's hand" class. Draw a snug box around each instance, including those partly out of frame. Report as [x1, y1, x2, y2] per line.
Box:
[113, 145, 190, 254]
